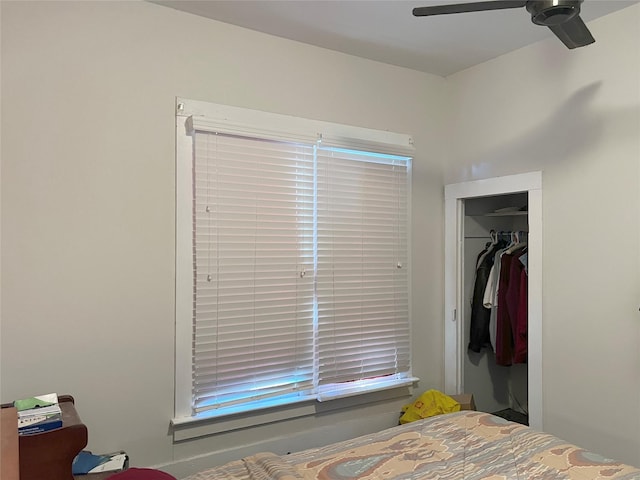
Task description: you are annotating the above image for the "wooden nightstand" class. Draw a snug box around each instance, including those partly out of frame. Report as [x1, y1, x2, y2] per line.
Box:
[8, 395, 125, 480]
[19, 395, 88, 480]
[1, 407, 19, 480]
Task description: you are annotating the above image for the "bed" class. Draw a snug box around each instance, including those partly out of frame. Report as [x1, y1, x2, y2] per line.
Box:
[182, 411, 640, 480]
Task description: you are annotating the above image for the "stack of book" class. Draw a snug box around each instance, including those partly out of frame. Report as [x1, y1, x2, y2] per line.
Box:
[14, 393, 63, 435]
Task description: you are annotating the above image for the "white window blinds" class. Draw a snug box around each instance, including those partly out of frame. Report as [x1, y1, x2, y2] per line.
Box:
[176, 99, 415, 421]
[193, 131, 315, 414]
[316, 147, 411, 397]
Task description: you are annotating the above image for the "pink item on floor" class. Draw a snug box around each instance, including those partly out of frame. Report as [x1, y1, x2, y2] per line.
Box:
[106, 468, 176, 480]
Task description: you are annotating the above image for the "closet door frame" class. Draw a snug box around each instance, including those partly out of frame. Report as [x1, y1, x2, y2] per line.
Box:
[444, 171, 543, 431]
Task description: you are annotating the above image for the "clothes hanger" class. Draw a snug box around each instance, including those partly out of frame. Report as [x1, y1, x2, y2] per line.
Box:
[506, 230, 527, 254]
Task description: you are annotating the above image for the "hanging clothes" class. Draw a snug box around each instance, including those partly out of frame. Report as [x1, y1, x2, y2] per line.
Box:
[495, 235, 528, 366]
[515, 263, 528, 363]
[483, 232, 511, 349]
[468, 234, 507, 353]
[495, 252, 515, 365]
[515, 250, 529, 362]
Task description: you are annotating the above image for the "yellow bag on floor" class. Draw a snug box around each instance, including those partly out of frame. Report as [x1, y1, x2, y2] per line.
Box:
[399, 389, 461, 424]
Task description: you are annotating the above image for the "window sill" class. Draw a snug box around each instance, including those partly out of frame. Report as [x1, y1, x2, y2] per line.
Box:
[171, 379, 418, 442]
[317, 376, 419, 402]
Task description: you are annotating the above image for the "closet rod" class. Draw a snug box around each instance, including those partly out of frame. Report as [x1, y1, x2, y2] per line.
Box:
[465, 232, 529, 239]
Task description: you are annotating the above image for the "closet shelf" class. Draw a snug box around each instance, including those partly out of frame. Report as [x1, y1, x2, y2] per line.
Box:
[483, 211, 528, 217]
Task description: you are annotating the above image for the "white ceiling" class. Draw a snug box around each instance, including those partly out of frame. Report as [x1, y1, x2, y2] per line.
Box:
[152, 0, 638, 77]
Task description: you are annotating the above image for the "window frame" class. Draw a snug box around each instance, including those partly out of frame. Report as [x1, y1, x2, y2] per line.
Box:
[174, 98, 416, 431]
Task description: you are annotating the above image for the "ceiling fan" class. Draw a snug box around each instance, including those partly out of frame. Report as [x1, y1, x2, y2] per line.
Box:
[413, 0, 595, 49]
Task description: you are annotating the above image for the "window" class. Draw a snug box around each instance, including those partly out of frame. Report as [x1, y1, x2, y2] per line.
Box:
[175, 99, 415, 423]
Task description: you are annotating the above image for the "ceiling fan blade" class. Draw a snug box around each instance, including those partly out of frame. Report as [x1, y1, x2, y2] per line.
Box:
[413, 1, 527, 17]
[548, 15, 595, 49]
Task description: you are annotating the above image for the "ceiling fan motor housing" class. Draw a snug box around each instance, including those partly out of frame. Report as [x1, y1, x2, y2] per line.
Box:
[526, 0, 583, 26]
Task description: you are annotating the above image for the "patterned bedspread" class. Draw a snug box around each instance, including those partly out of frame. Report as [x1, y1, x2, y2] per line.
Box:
[182, 411, 640, 480]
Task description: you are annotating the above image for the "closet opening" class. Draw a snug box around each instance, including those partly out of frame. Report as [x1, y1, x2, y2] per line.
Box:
[464, 193, 529, 425]
[444, 172, 542, 431]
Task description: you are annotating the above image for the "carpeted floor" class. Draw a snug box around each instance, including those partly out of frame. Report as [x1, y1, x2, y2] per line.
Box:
[491, 408, 529, 425]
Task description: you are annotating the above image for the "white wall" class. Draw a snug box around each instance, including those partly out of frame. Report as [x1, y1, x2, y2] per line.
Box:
[0, 0, 447, 473]
[2, 0, 639, 473]
[446, 5, 640, 465]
